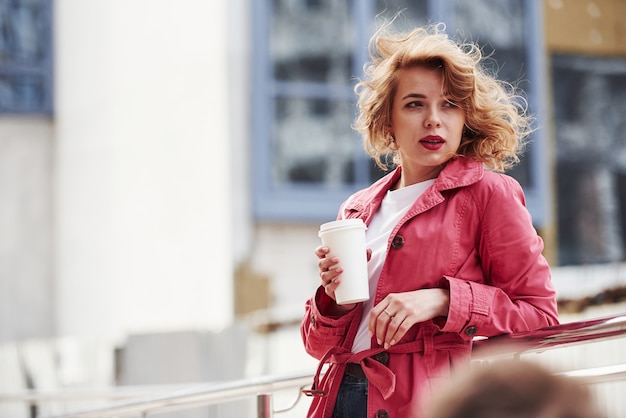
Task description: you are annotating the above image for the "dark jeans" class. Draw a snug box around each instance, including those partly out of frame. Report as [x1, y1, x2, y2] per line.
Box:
[332, 374, 368, 418]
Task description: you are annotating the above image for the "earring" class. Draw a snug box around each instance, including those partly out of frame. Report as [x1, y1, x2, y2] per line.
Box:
[388, 135, 398, 150]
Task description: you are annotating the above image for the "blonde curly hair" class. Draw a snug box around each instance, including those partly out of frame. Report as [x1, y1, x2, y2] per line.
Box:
[353, 23, 533, 172]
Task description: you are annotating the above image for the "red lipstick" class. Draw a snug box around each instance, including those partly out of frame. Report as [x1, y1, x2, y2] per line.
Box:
[419, 135, 445, 150]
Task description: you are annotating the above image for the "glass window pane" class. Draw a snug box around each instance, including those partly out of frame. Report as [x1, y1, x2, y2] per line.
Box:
[272, 97, 359, 186]
[0, 74, 46, 112]
[376, 0, 428, 27]
[453, 0, 527, 86]
[270, 0, 355, 83]
[0, 0, 52, 114]
[552, 54, 626, 264]
[0, 0, 48, 65]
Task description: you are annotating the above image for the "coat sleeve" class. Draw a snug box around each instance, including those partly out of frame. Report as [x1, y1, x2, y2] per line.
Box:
[301, 287, 362, 359]
[438, 175, 559, 340]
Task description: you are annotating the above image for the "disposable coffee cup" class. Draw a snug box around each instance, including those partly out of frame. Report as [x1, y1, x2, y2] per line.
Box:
[318, 219, 369, 305]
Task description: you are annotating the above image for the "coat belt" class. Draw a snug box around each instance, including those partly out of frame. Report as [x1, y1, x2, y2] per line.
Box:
[302, 334, 466, 400]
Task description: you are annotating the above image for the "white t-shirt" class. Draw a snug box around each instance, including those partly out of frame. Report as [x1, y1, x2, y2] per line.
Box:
[351, 179, 435, 353]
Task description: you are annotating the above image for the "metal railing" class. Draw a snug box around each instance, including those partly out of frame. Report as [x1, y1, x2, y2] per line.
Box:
[2, 313, 625, 418]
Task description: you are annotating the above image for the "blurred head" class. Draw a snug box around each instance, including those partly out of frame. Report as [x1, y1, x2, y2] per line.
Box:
[423, 360, 605, 418]
[354, 22, 532, 172]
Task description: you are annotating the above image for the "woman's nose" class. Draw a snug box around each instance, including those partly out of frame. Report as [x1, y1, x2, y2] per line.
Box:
[425, 108, 442, 128]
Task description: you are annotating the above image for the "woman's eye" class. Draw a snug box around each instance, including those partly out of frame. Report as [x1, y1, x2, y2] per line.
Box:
[443, 101, 457, 108]
[406, 101, 423, 108]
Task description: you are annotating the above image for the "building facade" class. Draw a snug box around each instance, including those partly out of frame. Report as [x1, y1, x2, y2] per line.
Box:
[1, 3, 626, 415]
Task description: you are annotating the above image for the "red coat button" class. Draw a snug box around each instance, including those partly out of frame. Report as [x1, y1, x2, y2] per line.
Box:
[464, 325, 478, 336]
[391, 235, 404, 249]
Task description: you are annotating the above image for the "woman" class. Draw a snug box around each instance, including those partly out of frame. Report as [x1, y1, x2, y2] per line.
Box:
[301, 23, 559, 418]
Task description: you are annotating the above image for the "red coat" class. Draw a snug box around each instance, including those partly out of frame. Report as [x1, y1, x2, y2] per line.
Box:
[301, 157, 559, 418]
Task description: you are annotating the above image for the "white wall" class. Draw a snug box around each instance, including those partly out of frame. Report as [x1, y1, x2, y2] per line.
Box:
[54, 0, 234, 340]
[0, 118, 54, 341]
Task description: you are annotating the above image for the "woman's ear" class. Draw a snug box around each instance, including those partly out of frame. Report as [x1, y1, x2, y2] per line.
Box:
[463, 124, 476, 138]
[384, 124, 394, 137]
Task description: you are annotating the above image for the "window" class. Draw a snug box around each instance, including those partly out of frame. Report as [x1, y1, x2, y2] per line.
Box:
[0, 0, 53, 114]
[552, 54, 626, 265]
[253, 0, 549, 226]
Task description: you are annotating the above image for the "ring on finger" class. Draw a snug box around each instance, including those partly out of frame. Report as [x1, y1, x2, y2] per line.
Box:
[383, 309, 394, 318]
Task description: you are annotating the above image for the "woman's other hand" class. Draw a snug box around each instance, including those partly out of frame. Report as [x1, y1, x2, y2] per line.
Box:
[369, 288, 450, 349]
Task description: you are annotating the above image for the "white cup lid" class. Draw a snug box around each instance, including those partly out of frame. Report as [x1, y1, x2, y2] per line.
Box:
[319, 218, 366, 233]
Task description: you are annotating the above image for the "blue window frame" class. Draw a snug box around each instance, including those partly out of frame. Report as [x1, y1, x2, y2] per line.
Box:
[252, 0, 550, 227]
[0, 0, 53, 114]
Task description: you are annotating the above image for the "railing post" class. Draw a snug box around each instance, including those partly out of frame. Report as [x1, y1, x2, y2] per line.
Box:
[257, 393, 273, 418]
